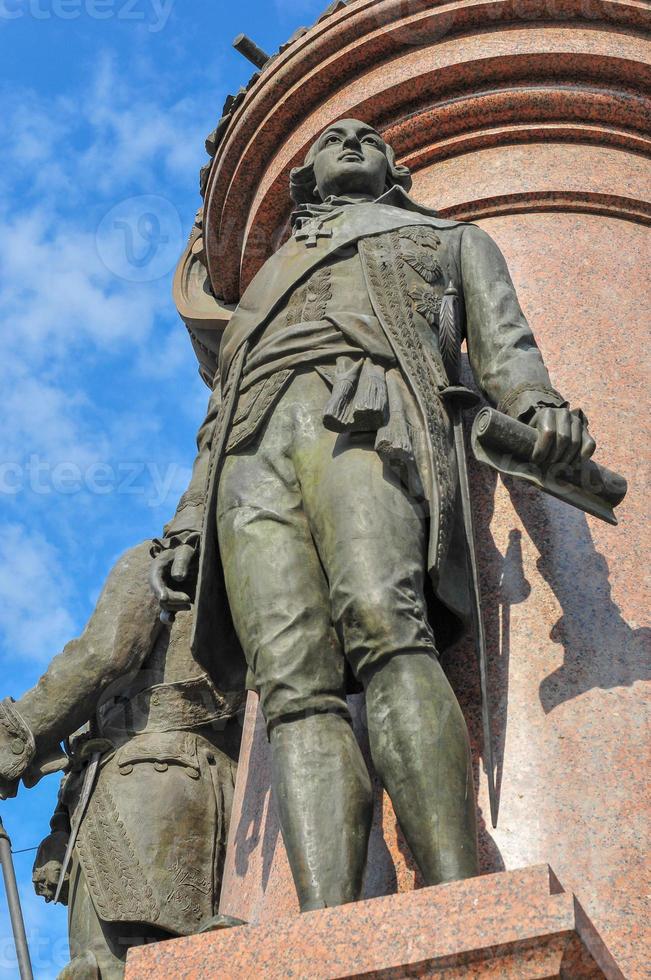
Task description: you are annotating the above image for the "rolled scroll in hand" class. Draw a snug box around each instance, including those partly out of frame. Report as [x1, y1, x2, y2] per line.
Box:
[471, 407, 627, 525]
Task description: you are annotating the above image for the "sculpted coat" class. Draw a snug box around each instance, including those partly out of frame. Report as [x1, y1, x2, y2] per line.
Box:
[156, 186, 566, 695]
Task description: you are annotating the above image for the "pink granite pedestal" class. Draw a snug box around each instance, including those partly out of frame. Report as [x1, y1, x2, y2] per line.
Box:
[126, 864, 623, 979]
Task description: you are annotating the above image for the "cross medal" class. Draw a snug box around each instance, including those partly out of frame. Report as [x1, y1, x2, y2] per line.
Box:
[294, 211, 340, 248]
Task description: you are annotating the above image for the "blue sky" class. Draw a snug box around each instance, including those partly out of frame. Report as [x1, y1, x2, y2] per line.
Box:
[0, 0, 328, 973]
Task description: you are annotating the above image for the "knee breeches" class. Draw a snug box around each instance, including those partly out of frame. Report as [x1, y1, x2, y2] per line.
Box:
[217, 371, 436, 728]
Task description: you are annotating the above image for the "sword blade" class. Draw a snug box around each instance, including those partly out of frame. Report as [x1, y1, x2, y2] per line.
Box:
[0, 816, 34, 980]
[452, 411, 499, 828]
[54, 752, 101, 905]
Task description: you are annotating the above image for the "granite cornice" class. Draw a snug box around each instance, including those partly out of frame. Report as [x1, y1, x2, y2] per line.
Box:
[200, 3, 649, 300]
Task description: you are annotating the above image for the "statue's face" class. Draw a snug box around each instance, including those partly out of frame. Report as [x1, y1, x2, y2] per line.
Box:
[312, 119, 389, 201]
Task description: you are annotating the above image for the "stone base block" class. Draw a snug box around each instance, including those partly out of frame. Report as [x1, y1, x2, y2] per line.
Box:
[125, 864, 623, 979]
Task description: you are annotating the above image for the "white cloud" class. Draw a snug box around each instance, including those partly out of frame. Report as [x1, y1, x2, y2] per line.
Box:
[0, 211, 163, 354]
[0, 53, 208, 484]
[0, 524, 76, 663]
[0, 368, 102, 469]
[0, 47, 215, 659]
[81, 53, 206, 190]
[0, 52, 208, 206]
[0, 34, 226, 973]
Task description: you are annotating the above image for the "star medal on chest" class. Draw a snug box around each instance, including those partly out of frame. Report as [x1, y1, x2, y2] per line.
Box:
[409, 286, 442, 328]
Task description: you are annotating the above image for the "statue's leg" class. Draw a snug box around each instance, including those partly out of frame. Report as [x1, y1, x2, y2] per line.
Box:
[295, 384, 478, 885]
[217, 401, 373, 911]
[270, 712, 373, 909]
[63, 858, 125, 979]
[363, 654, 478, 883]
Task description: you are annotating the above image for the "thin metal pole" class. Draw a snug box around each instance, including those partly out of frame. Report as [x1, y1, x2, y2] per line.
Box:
[0, 815, 34, 980]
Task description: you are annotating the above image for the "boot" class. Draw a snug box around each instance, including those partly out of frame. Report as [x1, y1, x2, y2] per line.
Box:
[270, 712, 373, 910]
[364, 652, 479, 884]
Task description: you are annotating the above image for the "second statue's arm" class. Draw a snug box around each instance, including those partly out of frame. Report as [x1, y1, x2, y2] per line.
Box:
[460, 224, 595, 467]
[0, 541, 160, 799]
[149, 382, 221, 615]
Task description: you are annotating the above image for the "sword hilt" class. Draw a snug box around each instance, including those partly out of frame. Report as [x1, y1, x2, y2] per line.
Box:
[440, 385, 481, 411]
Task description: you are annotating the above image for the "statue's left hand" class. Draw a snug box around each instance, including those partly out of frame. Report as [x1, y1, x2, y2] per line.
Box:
[32, 831, 70, 905]
[530, 406, 596, 469]
[149, 543, 196, 614]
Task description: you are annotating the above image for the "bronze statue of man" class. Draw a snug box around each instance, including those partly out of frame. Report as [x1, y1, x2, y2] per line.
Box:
[151, 119, 595, 911]
[1, 542, 242, 978]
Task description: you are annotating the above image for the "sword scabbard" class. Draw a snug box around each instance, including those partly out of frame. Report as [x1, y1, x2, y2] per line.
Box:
[53, 751, 101, 905]
[451, 408, 499, 829]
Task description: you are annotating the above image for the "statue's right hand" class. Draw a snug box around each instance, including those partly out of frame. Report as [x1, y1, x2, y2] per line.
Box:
[0, 776, 19, 800]
[149, 544, 197, 614]
[32, 831, 70, 904]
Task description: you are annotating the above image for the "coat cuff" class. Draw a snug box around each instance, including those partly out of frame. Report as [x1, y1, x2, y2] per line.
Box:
[498, 383, 567, 423]
[0, 698, 36, 782]
[152, 493, 205, 556]
[151, 529, 201, 557]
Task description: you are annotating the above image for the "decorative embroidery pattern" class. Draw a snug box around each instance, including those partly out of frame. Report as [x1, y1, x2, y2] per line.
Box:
[438, 285, 462, 385]
[359, 230, 455, 564]
[400, 227, 441, 250]
[166, 858, 211, 924]
[284, 282, 307, 327]
[399, 227, 444, 325]
[201, 343, 249, 542]
[498, 382, 565, 417]
[226, 370, 294, 452]
[285, 266, 332, 326]
[303, 266, 332, 321]
[75, 779, 160, 924]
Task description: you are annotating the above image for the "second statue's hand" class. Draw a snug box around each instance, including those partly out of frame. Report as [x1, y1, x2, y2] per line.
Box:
[149, 543, 195, 626]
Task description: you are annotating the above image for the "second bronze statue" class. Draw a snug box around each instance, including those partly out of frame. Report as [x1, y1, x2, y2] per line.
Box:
[151, 119, 596, 911]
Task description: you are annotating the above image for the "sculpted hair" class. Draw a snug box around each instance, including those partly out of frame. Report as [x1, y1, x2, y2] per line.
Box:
[289, 131, 412, 204]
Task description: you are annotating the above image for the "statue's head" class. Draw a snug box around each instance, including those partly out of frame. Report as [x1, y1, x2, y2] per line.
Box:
[290, 118, 412, 204]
